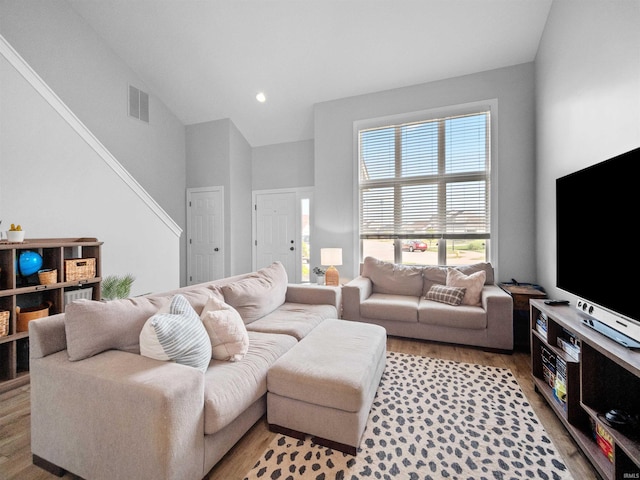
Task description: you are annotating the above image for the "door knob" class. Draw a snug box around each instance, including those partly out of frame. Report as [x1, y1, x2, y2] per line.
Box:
[290, 247, 294, 251]
[214, 248, 219, 252]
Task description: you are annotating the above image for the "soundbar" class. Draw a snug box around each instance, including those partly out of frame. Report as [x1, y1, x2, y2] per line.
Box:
[581, 316, 640, 349]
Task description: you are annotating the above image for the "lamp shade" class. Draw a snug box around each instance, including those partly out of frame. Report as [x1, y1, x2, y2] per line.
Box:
[321, 248, 342, 266]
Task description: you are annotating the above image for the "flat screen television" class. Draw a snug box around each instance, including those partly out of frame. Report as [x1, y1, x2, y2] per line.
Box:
[556, 146, 640, 346]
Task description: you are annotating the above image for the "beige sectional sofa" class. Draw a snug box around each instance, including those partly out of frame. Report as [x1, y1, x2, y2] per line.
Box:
[29, 262, 341, 480]
[342, 257, 513, 351]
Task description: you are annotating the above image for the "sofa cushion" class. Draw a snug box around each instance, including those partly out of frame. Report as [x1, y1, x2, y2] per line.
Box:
[418, 299, 487, 329]
[455, 262, 494, 285]
[245, 303, 335, 340]
[139, 294, 212, 372]
[221, 262, 288, 324]
[425, 284, 466, 306]
[152, 286, 224, 316]
[446, 268, 486, 306]
[422, 266, 448, 293]
[360, 293, 419, 322]
[362, 257, 423, 297]
[65, 296, 165, 361]
[200, 296, 249, 362]
[203, 331, 297, 435]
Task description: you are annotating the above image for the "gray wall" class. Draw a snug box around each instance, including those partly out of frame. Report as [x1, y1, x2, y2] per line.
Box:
[535, 0, 640, 300]
[313, 63, 537, 283]
[0, 0, 188, 285]
[252, 140, 314, 191]
[186, 119, 253, 276]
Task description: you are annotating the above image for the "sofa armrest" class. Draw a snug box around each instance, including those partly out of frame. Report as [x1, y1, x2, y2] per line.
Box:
[482, 284, 514, 350]
[342, 276, 373, 321]
[30, 350, 205, 480]
[29, 313, 67, 358]
[286, 284, 342, 311]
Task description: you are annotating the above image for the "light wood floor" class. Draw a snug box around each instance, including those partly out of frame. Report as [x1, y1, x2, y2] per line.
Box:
[0, 337, 599, 480]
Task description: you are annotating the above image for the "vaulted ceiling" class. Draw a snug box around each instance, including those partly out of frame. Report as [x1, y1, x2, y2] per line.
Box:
[68, 0, 553, 147]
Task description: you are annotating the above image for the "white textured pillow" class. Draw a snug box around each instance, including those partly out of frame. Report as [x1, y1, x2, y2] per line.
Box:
[139, 300, 171, 360]
[446, 268, 486, 306]
[200, 296, 249, 362]
[139, 294, 211, 372]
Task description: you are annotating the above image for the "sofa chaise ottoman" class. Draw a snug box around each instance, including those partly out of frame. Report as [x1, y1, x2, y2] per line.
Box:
[267, 318, 387, 454]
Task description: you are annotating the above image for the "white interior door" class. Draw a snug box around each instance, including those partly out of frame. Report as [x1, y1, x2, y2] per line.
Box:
[255, 191, 297, 280]
[187, 187, 224, 284]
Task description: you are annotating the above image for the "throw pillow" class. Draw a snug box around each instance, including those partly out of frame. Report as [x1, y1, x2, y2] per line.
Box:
[425, 284, 467, 306]
[446, 268, 486, 306]
[221, 261, 288, 324]
[139, 294, 212, 372]
[362, 256, 423, 297]
[65, 296, 162, 361]
[139, 300, 171, 361]
[200, 296, 249, 362]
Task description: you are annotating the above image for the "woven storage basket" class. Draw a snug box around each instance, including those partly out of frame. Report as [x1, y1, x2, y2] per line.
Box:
[17, 301, 52, 332]
[65, 258, 96, 282]
[0, 311, 9, 337]
[38, 269, 57, 285]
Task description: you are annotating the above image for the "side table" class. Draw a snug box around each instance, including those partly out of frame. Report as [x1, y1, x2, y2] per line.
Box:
[499, 282, 547, 351]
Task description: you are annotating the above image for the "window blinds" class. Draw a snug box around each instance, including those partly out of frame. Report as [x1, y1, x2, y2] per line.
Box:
[359, 112, 490, 240]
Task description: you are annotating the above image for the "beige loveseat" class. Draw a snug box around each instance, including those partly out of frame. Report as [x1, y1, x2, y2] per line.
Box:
[342, 257, 513, 351]
[29, 262, 340, 480]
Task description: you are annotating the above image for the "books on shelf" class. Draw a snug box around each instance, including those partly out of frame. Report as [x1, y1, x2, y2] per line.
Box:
[536, 313, 548, 340]
[594, 421, 614, 463]
[557, 327, 580, 361]
[541, 345, 556, 388]
[553, 356, 567, 410]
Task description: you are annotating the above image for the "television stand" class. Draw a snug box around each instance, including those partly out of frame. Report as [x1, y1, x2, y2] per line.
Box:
[529, 299, 640, 480]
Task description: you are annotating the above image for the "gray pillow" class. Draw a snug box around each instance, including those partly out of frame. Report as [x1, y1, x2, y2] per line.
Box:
[65, 296, 163, 361]
[362, 257, 423, 297]
[221, 262, 288, 324]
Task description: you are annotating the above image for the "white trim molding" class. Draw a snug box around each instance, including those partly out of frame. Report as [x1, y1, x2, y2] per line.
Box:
[0, 33, 182, 237]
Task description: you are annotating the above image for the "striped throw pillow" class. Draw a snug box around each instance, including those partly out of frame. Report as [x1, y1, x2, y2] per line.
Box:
[425, 284, 467, 306]
[140, 294, 211, 372]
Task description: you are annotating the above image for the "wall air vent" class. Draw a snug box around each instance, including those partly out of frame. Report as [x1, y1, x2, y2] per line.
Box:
[128, 84, 149, 123]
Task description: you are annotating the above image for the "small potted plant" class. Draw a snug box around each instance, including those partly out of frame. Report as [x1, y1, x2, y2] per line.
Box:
[313, 266, 326, 285]
[6, 223, 25, 243]
[101, 273, 135, 300]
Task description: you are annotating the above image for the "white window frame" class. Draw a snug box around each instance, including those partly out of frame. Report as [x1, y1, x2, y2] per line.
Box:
[352, 100, 499, 266]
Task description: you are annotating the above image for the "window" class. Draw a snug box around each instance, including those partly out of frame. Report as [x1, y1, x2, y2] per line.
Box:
[358, 111, 490, 265]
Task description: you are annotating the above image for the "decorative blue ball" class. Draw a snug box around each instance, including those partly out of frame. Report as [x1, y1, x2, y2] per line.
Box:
[18, 251, 43, 276]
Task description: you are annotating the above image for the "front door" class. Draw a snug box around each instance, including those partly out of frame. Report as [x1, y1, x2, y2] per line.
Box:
[254, 192, 297, 280]
[187, 187, 224, 284]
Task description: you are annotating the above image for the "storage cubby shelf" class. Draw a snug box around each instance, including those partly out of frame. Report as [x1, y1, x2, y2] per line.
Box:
[530, 299, 640, 480]
[0, 238, 102, 393]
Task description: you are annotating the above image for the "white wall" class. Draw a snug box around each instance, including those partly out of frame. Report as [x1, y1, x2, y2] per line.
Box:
[314, 63, 537, 283]
[0, 54, 179, 296]
[0, 0, 187, 284]
[535, 0, 640, 300]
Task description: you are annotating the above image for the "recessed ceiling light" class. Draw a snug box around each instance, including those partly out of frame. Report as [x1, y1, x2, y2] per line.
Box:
[256, 92, 266, 103]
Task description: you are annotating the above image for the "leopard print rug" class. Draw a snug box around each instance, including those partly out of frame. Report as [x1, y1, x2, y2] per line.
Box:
[244, 351, 573, 480]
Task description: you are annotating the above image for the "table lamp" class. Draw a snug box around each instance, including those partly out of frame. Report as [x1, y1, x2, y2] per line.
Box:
[321, 248, 342, 286]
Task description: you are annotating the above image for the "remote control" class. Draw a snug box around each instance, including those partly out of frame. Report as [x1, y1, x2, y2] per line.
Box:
[544, 299, 570, 306]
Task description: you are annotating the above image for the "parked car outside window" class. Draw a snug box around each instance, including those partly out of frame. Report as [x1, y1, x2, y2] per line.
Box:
[401, 240, 428, 252]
